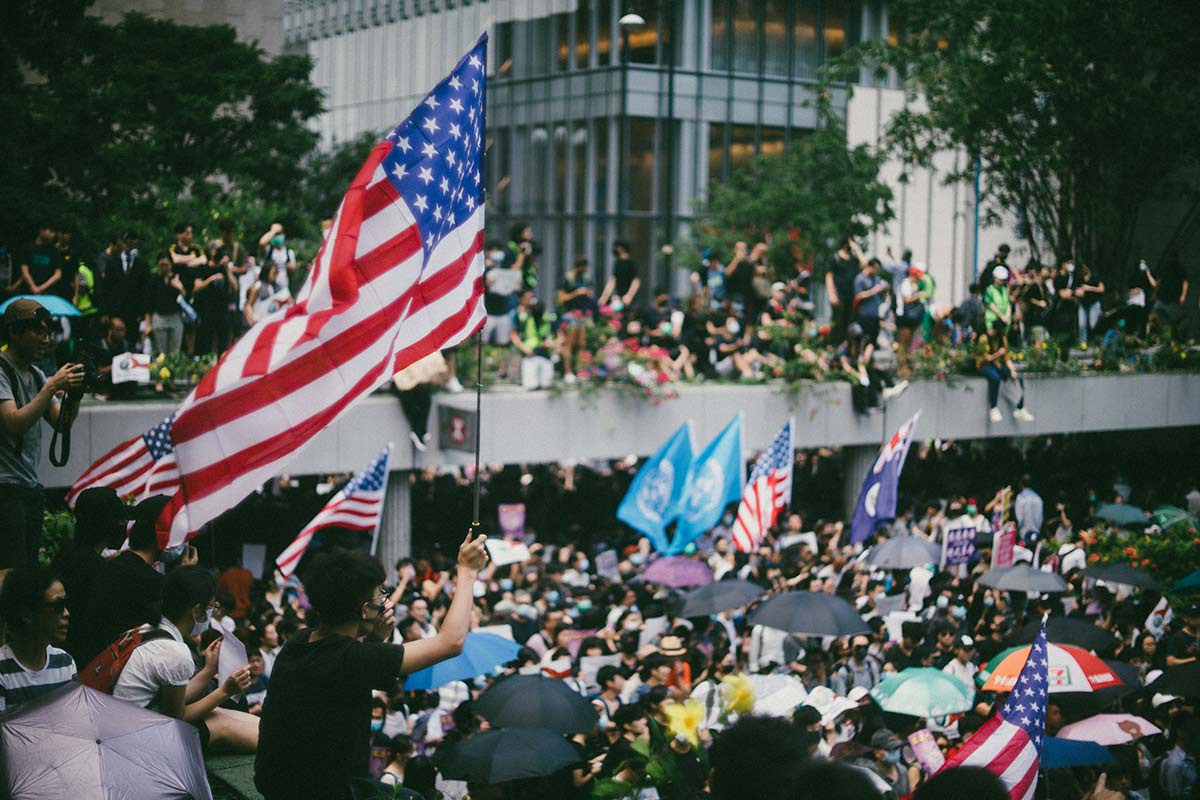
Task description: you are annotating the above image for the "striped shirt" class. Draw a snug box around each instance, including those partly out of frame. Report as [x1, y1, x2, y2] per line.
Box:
[0, 643, 77, 713]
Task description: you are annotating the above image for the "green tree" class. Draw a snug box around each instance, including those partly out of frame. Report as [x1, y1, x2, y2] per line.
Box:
[691, 107, 893, 271]
[2, 7, 324, 256]
[841, 0, 1200, 283]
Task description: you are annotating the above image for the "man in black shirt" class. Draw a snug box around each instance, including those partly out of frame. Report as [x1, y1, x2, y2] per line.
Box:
[600, 240, 640, 312]
[824, 238, 864, 343]
[17, 224, 63, 297]
[255, 531, 489, 800]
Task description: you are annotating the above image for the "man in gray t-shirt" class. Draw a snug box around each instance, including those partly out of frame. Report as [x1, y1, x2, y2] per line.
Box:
[0, 299, 83, 568]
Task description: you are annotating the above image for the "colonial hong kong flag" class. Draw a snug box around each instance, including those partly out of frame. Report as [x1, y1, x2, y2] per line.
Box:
[276, 446, 392, 578]
[936, 620, 1050, 799]
[849, 410, 921, 544]
[731, 418, 794, 553]
[157, 36, 488, 546]
[66, 414, 180, 506]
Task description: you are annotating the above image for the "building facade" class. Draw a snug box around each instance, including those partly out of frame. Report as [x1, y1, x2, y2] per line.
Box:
[285, 0, 1017, 305]
[93, 0, 285, 54]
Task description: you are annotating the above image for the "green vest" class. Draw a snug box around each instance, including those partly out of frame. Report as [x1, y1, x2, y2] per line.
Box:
[75, 263, 97, 316]
[516, 309, 555, 349]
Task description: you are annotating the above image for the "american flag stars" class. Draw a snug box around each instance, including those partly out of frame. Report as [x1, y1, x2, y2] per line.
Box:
[381, 39, 486, 260]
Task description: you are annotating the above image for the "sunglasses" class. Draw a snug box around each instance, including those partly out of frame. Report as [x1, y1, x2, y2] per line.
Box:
[40, 598, 69, 614]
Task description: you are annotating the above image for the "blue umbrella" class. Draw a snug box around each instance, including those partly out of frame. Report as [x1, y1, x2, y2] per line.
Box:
[1042, 736, 1113, 769]
[0, 294, 80, 317]
[1174, 571, 1200, 594]
[1094, 503, 1148, 529]
[403, 632, 522, 690]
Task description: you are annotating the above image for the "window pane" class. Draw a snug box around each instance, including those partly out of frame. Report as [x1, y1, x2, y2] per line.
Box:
[556, 13, 571, 71]
[492, 128, 511, 216]
[760, 126, 785, 159]
[711, 0, 731, 70]
[627, 3, 658, 64]
[575, 0, 592, 68]
[572, 124, 589, 213]
[496, 21, 514, 78]
[732, 0, 757, 72]
[531, 126, 549, 211]
[794, 1, 818, 78]
[709, 122, 727, 183]
[728, 124, 756, 173]
[554, 125, 568, 213]
[530, 16, 550, 76]
[824, 0, 849, 62]
[627, 118, 658, 211]
[594, 122, 609, 214]
[596, 0, 612, 66]
[763, 0, 789, 76]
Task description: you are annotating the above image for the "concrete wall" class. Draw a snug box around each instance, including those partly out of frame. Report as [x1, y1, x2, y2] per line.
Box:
[92, 0, 284, 54]
[43, 374, 1200, 489]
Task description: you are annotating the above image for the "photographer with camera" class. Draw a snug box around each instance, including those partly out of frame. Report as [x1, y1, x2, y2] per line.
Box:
[0, 299, 84, 568]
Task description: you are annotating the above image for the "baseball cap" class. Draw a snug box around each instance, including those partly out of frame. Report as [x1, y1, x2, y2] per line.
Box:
[2, 298, 52, 328]
[993, 265, 1010, 281]
[870, 728, 903, 750]
[1152, 693, 1181, 709]
[957, 634, 976, 650]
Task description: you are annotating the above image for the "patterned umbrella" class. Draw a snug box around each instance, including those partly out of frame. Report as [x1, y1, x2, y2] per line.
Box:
[1058, 714, 1162, 746]
[869, 668, 976, 718]
[977, 643, 1124, 694]
[642, 556, 713, 588]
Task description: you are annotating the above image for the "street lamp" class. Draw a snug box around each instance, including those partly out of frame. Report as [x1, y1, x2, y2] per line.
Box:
[615, 11, 645, 248]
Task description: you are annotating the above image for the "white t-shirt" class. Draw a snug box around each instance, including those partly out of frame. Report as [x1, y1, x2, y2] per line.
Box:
[943, 657, 978, 691]
[112, 618, 195, 711]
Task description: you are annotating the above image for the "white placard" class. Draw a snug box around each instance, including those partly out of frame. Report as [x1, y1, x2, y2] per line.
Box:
[241, 544, 267, 581]
[486, 539, 531, 567]
[111, 353, 151, 384]
[579, 654, 622, 692]
[217, 628, 248, 697]
[638, 616, 670, 651]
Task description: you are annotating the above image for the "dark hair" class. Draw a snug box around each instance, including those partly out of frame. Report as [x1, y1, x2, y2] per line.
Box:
[710, 716, 811, 800]
[597, 665, 623, 689]
[968, 282, 981, 294]
[403, 755, 438, 793]
[129, 495, 171, 552]
[174, 222, 192, 235]
[0, 566, 58, 631]
[303, 549, 385, 625]
[573, 256, 589, 268]
[912, 766, 1006, 800]
[613, 240, 630, 253]
[218, 219, 235, 234]
[509, 222, 529, 243]
[612, 703, 645, 730]
[161, 566, 217, 622]
[389, 733, 414, 761]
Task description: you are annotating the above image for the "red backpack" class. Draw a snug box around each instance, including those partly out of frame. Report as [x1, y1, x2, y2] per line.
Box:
[79, 626, 173, 693]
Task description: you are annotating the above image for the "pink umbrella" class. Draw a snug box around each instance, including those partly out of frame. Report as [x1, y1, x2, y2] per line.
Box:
[642, 556, 713, 588]
[1058, 714, 1162, 746]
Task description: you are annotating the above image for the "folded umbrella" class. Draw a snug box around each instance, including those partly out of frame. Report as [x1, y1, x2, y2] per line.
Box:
[1058, 713, 1162, 746]
[0, 682, 211, 800]
[977, 564, 1069, 593]
[642, 556, 714, 588]
[475, 674, 598, 734]
[0, 294, 81, 318]
[1042, 737, 1114, 769]
[749, 591, 870, 637]
[680, 579, 763, 617]
[440, 728, 583, 784]
[1094, 503, 1148, 529]
[869, 668, 976, 718]
[404, 632, 522, 690]
[978, 643, 1124, 694]
[1151, 662, 1200, 697]
[865, 535, 942, 569]
[1082, 563, 1159, 591]
[1014, 617, 1117, 651]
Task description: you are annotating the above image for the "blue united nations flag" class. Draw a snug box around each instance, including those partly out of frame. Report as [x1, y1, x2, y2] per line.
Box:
[667, 415, 744, 554]
[616, 423, 695, 553]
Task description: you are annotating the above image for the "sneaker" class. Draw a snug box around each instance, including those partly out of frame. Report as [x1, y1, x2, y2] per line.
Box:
[563, 372, 577, 385]
[989, 407, 1003, 423]
[881, 380, 909, 401]
[446, 376, 464, 393]
[1012, 408, 1035, 422]
[409, 431, 427, 452]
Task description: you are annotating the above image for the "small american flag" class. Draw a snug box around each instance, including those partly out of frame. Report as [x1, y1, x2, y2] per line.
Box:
[731, 418, 794, 553]
[157, 36, 488, 546]
[276, 446, 392, 577]
[937, 620, 1049, 799]
[66, 414, 180, 506]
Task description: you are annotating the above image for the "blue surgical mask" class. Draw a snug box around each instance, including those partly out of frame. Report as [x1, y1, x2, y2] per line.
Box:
[983, 596, 995, 607]
[630, 554, 646, 567]
[951, 606, 967, 621]
[936, 596, 949, 610]
[577, 598, 592, 612]
[370, 719, 384, 733]
[546, 590, 561, 604]
[884, 749, 902, 765]
[499, 578, 514, 591]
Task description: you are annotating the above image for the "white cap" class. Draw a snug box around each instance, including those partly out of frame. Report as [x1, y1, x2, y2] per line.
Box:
[1152, 692, 1180, 708]
[848, 686, 870, 703]
[994, 265, 1010, 281]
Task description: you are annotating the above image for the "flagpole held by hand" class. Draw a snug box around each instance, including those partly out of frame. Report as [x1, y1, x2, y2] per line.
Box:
[470, 328, 492, 565]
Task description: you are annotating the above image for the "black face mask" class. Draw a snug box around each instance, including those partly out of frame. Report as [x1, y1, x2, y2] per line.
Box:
[854, 646, 869, 660]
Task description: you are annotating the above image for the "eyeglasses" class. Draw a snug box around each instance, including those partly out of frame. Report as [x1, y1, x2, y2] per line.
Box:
[40, 598, 69, 614]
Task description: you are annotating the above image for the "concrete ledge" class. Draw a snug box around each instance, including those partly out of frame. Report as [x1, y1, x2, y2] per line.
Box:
[42, 374, 1200, 488]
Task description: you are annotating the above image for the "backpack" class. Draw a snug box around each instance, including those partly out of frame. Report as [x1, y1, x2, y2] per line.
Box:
[78, 626, 172, 694]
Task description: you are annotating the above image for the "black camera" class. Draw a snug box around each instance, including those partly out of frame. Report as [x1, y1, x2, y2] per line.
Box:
[68, 343, 105, 401]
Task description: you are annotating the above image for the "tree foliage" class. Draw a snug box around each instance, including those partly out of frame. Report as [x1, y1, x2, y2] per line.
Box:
[841, 0, 1200, 283]
[691, 107, 893, 271]
[1, 7, 324, 255]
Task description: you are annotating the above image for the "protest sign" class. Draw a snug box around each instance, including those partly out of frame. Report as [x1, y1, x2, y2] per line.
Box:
[218, 628, 248, 698]
[579, 654, 622, 692]
[991, 524, 1017, 569]
[498, 503, 526, 538]
[111, 353, 151, 384]
[941, 522, 978, 567]
[595, 550, 620, 581]
[486, 538, 530, 567]
[908, 729, 946, 775]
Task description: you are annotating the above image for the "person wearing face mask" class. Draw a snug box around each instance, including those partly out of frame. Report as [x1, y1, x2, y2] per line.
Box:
[831, 634, 882, 695]
[858, 728, 911, 799]
[481, 242, 521, 356]
[112, 566, 258, 752]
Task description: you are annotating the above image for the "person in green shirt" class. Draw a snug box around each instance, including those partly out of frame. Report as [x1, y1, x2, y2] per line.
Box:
[983, 265, 1013, 332]
[509, 290, 558, 389]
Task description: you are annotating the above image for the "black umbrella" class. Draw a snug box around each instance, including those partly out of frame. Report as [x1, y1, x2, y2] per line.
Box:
[1151, 663, 1200, 698]
[977, 565, 1069, 593]
[1014, 617, 1117, 651]
[474, 675, 599, 734]
[865, 535, 942, 569]
[749, 591, 870, 637]
[440, 728, 583, 784]
[680, 579, 764, 618]
[1081, 564, 1160, 591]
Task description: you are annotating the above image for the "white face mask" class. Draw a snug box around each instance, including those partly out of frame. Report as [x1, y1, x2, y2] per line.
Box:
[727, 321, 740, 335]
[191, 606, 213, 636]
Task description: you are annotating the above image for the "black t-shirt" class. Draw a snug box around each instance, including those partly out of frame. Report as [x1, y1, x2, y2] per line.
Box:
[726, 259, 755, 301]
[191, 264, 227, 313]
[255, 630, 405, 800]
[827, 252, 858, 294]
[613, 257, 638, 298]
[145, 269, 184, 315]
[1166, 629, 1200, 662]
[24, 241, 60, 287]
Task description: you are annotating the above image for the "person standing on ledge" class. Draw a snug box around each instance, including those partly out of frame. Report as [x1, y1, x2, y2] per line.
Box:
[254, 531, 489, 800]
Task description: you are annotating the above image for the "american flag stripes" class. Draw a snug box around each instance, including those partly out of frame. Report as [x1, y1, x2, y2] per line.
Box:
[66, 415, 180, 506]
[938, 620, 1049, 799]
[156, 37, 488, 546]
[276, 446, 392, 577]
[731, 418, 794, 553]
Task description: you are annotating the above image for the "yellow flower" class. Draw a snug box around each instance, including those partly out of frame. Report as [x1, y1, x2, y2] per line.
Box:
[663, 699, 705, 747]
[721, 673, 755, 715]
[1080, 342, 1088, 350]
[156, 353, 166, 363]
[158, 367, 172, 380]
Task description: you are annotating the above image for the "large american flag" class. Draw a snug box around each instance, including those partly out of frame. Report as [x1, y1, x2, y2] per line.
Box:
[156, 37, 488, 546]
[938, 621, 1049, 799]
[66, 414, 180, 506]
[731, 418, 793, 553]
[276, 446, 392, 577]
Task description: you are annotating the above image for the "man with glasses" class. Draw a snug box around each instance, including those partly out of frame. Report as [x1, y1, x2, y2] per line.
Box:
[0, 299, 84, 567]
[0, 565, 77, 713]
